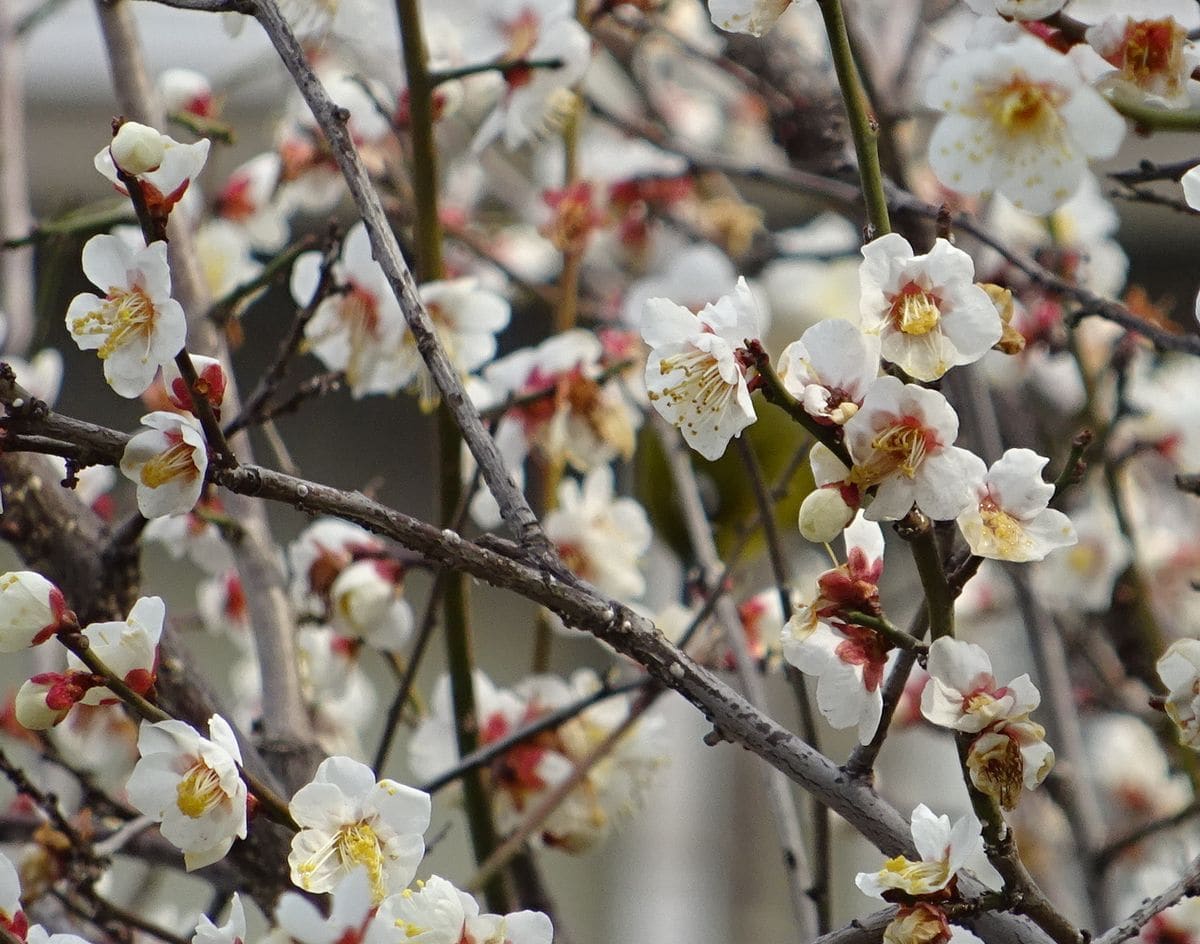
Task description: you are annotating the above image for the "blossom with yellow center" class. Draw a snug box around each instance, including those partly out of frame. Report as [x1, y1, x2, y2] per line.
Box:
[288, 756, 431, 903]
[859, 234, 1000, 382]
[65, 236, 187, 398]
[1086, 13, 1198, 109]
[120, 412, 208, 519]
[956, 448, 1076, 563]
[125, 715, 247, 871]
[922, 637, 1042, 734]
[843, 376, 985, 521]
[856, 805, 1001, 900]
[925, 36, 1124, 213]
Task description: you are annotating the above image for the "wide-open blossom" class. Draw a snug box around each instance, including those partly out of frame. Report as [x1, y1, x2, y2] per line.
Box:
[783, 513, 890, 744]
[65, 236, 187, 398]
[95, 123, 210, 219]
[856, 804, 1002, 899]
[925, 36, 1125, 213]
[291, 222, 409, 399]
[376, 874, 553, 944]
[778, 319, 880, 425]
[957, 448, 1076, 562]
[642, 276, 762, 461]
[0, 571, 70, 652]
[288, 755, 431, 903]
[1158, 639, 1200, 748]
[843, 376, 985, 521]
[543, 466, 651, 603]
[858, 235, 1001, 382]
[922, 637, 1040, 733]
[708, 0, 799, 37]
[125, 714, 247, 870]
[120, 412, 209, 518]
[67, 596, 164, 705]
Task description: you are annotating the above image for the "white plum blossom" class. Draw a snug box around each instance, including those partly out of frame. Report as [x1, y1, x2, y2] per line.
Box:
[1158, 639, 1200, 748]
[287, 517, 387, 615]
[1079, 5, 1200, 109]
[778, 319, 880, 425]
[882, 905, 985, 944]
[543, 466, 651, 603]
[157, 69, 214, 119]
[782, 513, 890, 744]
[956, 449, 1077, 562]
[377, 875, 553, 944]
[707, 0, 799, 37]
[642, 276, 762, 461]
[843, 376, 986, 521]
[292, 223, 410, 398]
[120, 412, 209, 518]
[142, 496, 236, 576]
[328, 559, 414, 652]
[855, 804, 1003, 899]
[0, 570, 70, 652]
[858, 234, 1001, 382]
[922, 638, 1053, 809]
[65, 236, 188, 397]
[0, 851, 25, 940]
[216, 153, 289, 252]
[67, 596, 165, 705]
[925, 36, 1125, 213]
[192, 893, 244, 944]
[276, 869, 374, 944]
[288, 755, 431, 903]
[921, 637, 1041, 734]
[1032, 495, 1131, 613]
[125, 714, 248, 870]
[95, 124, 210, 219]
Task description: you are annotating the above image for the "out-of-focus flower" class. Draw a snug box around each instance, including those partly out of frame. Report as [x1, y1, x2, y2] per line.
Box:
[125, 715, 247, 870]
[329, 559, 413, 652]
[192, 893, 244, 944]
[0, 571, 70, 652]
[956, 449, 1076, 562]
[844, 376, 985, 521]
[142, 495, 236, 575]
[925, 36, 1124, 213]
[858, 235, 1000, 382]
[963, 0, 1065, 19]
[855, 804, 1002, 899]
[276, 869, 374, 944]
[1033, 495, 1131, 613]
[120, 412, 209, 518]
[1158, 639, 1200, 748]
[288, 755, 431, 903]
[1081, 6, 1200, 109]
[0, 851, 27, 941]
[215, 153, 289, 252]
[544, 466, 651, 603]
[157, 69, 215, 119]
[642, 276, 762, 460]
[707, 0, 800, 37]
[65, 236, 187, 398]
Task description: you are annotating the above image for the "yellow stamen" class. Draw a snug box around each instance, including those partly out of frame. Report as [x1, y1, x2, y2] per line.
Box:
[140, 441, 199, 489]
[176, 763, 224, 818]
[71, 285, 158, 361]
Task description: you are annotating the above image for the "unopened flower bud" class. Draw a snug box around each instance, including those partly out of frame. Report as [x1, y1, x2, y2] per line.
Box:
[14, 674, 85, 730]
[0, 571, 70, 652]
[798, 488, 855, 544]
[110, 121, 166, 175]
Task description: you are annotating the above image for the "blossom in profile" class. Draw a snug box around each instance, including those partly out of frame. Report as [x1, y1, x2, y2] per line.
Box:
[1081, 7, 1199, 109]
[120, 412, 209, 518]
[778, 319, 880, 425]
[288, 755, 431, 903]
[858, 234, 1000, 382]
[956, 448, 1076, 562]
[66, 596, 165, 706]
[0, 571, 70, 652]
[275, 869, 374, 944]
[65, 236, 187, 398]
[843, 376, 985, 521]
[925, 36, 1125, 213]
[642, 277, 762, 461]
[95, 122, 210, 219]
[856, 804, 1002, 899]
[783, 513, 890, 744]
[1158, 639, 1200, 748]
[125, 715, 247, 870]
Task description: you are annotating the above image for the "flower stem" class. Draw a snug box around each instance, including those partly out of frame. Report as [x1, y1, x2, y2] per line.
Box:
[815, 0, 891, 238]
[898, 510, 954, 640]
